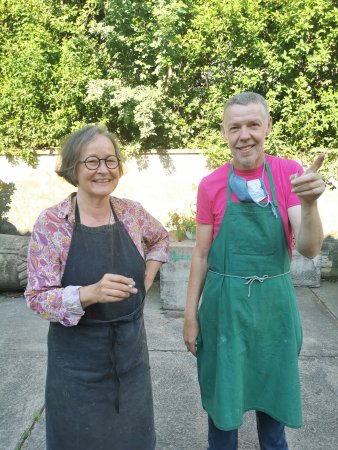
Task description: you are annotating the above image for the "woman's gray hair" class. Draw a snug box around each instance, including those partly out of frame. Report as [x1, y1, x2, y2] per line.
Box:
[223, 92, 270, 120]
[56, 124, 125, 186]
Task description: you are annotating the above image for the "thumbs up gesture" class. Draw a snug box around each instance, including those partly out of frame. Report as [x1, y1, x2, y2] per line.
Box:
[290, 154, 326, 204]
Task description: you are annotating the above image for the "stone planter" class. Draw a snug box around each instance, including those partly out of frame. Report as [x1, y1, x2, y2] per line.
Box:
[160, 239, 194, 310]
[0, 234, 29, 291]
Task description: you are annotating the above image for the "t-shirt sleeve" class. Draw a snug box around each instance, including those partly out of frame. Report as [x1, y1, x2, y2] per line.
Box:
[196, 179, 214, 224]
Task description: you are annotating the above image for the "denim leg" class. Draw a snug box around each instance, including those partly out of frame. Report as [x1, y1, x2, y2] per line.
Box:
[256, 411, 289, 450]
[207, 416, 238, 450]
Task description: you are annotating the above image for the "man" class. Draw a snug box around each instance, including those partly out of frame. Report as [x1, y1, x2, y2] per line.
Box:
[183, 92, 325, 450]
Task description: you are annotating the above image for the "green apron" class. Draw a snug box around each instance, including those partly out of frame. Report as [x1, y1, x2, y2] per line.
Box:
[197, 161, 303, 431]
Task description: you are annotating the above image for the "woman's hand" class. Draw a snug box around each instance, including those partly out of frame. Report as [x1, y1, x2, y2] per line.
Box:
[79, 273, 138, 308]
[183, 317, 199, 357]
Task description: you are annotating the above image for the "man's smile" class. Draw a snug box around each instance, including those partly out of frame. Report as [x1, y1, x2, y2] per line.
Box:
[236, 144, 255, 152]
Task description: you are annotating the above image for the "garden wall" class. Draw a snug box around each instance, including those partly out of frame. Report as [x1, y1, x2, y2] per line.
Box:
[0, 153, 337, 283]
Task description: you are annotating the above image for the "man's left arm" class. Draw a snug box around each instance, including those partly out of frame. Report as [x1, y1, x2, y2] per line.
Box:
[288, 154, 326, 259]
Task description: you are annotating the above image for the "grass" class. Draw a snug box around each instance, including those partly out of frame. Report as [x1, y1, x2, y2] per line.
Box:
[15, 407, 44, 450]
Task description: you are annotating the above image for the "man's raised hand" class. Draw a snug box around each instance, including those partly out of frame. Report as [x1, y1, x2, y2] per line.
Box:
[290, 154, 326, 203]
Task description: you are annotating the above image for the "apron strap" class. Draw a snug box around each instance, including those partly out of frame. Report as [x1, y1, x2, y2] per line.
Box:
[74, 200, 81, 224]
[110, 199, 120, 223]
[265, 160, 278, 206]
[227, 164, 234, 203]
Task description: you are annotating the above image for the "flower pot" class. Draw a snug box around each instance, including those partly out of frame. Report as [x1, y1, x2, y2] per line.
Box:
[185, 230, 196, 240]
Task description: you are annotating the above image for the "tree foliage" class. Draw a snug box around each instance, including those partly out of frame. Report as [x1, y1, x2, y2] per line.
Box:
[0, 180, 15, 222]
[0, 0, 337, 178]
[0, 0, 103, 164]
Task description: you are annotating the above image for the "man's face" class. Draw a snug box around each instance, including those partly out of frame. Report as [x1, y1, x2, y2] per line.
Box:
[221, 102, 272, 170]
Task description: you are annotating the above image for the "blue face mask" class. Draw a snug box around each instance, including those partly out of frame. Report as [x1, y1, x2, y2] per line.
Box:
[229, 163, 278, 218]
[229, 173, 266, 202]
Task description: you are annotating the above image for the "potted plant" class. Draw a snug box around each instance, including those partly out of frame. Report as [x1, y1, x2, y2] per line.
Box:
[166, 208, 196, 241]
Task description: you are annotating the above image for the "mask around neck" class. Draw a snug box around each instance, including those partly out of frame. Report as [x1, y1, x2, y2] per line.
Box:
[229, 167, 278, 218]
[229, 162, 267, 203]
[229, 173, 253, 202]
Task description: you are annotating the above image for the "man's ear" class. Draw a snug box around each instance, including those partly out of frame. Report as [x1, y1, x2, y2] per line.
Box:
[220, 122, 227, 139]
[266, 116, 273, 136]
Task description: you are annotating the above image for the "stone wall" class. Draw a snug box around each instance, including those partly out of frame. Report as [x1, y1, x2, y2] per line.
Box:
[0, 153, 337, 294]
[0, 151, 206, 233]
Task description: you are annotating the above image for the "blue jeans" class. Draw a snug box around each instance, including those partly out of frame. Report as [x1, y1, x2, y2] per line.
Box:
[208, 412, 289, 450]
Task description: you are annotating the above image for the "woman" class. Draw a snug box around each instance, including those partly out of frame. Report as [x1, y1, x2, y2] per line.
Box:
[25, 124, 169, 450]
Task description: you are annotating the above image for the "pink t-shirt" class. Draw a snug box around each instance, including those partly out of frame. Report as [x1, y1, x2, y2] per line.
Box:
[197, 154, 303, 256]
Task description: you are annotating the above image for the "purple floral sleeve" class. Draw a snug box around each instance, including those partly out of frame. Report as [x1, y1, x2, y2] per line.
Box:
[25, 208, 84, 326]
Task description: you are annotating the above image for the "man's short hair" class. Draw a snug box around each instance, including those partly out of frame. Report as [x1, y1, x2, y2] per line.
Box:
[223, 92, 270, 119]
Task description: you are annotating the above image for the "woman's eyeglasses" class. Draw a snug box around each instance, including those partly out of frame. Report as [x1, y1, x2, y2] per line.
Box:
[79, 156, 120, 170]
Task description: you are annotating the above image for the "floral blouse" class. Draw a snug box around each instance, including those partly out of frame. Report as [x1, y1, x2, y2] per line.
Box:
[25, 194, 169, 326]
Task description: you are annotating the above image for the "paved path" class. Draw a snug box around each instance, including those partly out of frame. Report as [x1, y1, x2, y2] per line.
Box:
[0, 281, 337, 450]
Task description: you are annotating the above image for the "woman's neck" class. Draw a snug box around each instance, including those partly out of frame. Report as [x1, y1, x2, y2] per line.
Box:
[75, 191, 112, 226]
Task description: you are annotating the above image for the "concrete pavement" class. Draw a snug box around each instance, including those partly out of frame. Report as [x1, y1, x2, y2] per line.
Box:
[0, 281, 337, 450]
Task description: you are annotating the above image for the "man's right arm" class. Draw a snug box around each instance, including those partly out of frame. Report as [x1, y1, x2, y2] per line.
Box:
[183, 223, 213, 356]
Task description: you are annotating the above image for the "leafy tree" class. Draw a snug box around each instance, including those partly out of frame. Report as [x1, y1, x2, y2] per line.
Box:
[0, 180, 18, 234]
[181, 0, 337, 181]
[85, 0, 195, 153]
[0, 180, 15, 222]
[0, 0, 336, 180]
[0, 0, 104, 164]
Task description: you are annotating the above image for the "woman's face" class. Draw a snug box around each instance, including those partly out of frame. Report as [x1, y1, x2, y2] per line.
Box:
[76, 134, 120, 200]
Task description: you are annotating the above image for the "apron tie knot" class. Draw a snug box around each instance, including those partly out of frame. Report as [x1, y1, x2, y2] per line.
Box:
[207, 269, 291, 298]
[245, 275, 269, 297]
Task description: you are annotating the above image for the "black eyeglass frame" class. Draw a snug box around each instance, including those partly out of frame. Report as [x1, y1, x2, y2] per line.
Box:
[79, 156, 120, 170]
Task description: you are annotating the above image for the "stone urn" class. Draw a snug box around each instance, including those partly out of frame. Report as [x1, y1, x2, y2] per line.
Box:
[0, 234, 30, 291]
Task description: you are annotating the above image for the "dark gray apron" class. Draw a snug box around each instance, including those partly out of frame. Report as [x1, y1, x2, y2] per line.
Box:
[45, 201, 156, 450]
